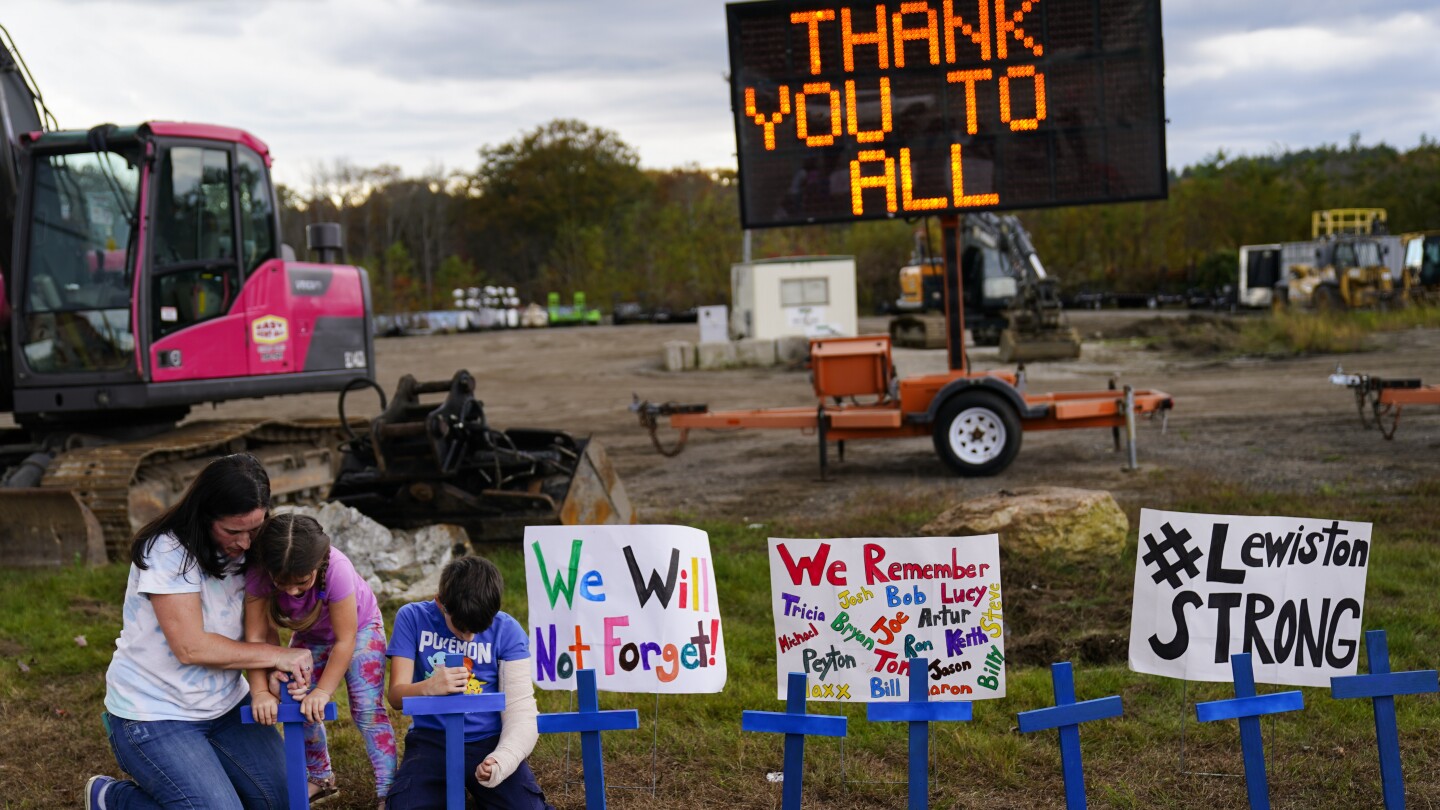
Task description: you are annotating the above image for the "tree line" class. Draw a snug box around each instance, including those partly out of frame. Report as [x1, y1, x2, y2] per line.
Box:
[277, 121, 1440, 314]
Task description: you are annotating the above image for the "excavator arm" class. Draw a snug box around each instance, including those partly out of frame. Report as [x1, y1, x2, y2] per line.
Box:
[974, 214, 1081, 363]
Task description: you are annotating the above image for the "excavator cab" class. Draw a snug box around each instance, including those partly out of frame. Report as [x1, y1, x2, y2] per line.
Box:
[5, 123, 375, 424]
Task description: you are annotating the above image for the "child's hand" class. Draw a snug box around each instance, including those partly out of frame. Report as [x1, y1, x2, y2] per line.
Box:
[301, 687, 332, 723]
[286, 677, 309, 702]
[475, 756, 498, 783]
[427, 665, 470, 695]
[250, 690, 280, 725]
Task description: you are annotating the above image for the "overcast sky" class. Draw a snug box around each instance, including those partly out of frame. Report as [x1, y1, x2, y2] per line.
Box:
[5, 0, 1438, 188]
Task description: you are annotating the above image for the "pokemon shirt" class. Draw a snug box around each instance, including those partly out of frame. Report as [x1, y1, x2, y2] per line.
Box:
[386, 601, 528, 740]
[105, 533, 250, 721]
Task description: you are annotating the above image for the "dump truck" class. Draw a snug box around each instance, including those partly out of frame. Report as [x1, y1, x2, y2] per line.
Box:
[0, 28, 629, 564]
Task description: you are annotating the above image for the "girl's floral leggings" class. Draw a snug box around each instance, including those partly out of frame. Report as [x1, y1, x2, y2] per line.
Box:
[295, 620, 397, 798]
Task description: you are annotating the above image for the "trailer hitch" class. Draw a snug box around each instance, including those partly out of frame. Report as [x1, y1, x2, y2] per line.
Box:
[1331, 365, 1425, 440]
[630, 396, 707, 457]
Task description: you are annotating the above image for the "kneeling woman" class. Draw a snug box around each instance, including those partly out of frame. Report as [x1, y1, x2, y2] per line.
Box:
[86, 454, 314, 809]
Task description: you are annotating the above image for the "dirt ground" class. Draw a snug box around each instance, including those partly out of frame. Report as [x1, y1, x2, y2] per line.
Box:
[201, 309, 1440, 523]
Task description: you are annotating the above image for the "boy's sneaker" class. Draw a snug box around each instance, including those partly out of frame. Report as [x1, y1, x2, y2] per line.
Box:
[85, 775, 115, 810]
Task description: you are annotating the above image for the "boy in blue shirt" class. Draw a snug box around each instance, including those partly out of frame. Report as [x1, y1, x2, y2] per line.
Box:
[386, 556, 554, 809]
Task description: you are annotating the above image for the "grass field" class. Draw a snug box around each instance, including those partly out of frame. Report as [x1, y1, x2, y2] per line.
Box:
[1, 474, 1437, 809]
[1112, 306, 1440, 357]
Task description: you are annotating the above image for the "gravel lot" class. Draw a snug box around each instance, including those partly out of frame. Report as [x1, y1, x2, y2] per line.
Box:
[200, 309, 1440, 522]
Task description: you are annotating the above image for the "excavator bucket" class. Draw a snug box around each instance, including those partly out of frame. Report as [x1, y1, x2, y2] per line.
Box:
[327, 370, 635, 543]
[559, 438, 635, 526]
[998, 326, 1083, 363]
[889, 314, 948, 349]
[0, 489, 107, 567]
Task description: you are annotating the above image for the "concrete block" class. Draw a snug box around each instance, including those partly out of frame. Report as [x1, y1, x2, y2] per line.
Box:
[663, 340, 695, 371]
[736, 338, 777, 367]
[776, 335, 810, 363]
[696, 340, 738, 370]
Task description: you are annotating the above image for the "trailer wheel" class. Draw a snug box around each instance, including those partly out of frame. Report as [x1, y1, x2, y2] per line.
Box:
[932, 390, 1022, 476]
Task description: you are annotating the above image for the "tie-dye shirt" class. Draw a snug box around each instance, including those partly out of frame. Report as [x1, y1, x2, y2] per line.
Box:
[105, 533, 250, 721]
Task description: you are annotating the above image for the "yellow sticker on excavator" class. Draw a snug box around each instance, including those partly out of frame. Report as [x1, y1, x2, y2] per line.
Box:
[251, 315, 289, 344]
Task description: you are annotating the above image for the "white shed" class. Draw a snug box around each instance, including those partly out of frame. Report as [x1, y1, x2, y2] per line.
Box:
[729, 256, 858, 341]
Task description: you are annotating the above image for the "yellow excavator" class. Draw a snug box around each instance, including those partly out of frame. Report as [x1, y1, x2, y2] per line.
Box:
[890, 214, 1080, 362]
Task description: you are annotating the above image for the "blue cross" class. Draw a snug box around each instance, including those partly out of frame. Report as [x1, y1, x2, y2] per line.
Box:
[742, 672, 848, 810]
[402, 654, 507, 810]
[1195, 652, 1304, 810]
[1330, 629, 1440, 809]
[536, 669, 640, 810]
[240, 682, 338, 810]
[1016, 662, 1123, 810]
[865, 656, 972, 810]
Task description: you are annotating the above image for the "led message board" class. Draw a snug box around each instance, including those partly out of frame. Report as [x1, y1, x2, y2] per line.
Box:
[726, 0, 1167, 229]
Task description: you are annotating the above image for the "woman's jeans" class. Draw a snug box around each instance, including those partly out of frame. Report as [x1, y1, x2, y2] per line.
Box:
[103, 699, 288, 809]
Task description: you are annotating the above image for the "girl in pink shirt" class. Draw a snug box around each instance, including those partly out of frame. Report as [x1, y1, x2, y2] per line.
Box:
[245, 514, 396, 807]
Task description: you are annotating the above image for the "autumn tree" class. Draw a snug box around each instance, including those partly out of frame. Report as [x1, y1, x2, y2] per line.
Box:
[462, 119, 650, 301]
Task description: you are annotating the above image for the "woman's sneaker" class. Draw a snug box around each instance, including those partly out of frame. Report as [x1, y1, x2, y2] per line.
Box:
[85, 775, 116, 810]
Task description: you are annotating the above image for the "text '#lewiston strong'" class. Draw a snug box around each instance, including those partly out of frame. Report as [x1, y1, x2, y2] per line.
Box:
[1144, 519, 1369, 670]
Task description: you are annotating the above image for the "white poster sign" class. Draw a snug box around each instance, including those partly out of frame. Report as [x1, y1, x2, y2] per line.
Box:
[697, 305, 728, 344]
[525, 525, 725, 693]
[1129, 509, 1371, 687]
[767, 536, 1005, 702]
[784, 305, 830, 334]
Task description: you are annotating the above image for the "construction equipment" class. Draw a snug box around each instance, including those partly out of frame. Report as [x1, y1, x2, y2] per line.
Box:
[1331, 366, 1440, 440]
[328, 370, 634, 541]
[889, 215, 1080, 362]
[1274, 235, 1399, 311]
[1400, 231, 1440, 306]
[639, 216, 1170, 477]
[546, 291, 601, 326]
[1269, 209, 1402, 312]
[0, 29, 628, 562]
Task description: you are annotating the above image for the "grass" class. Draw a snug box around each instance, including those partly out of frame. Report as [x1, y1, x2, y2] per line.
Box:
[1110, 306, 1440, 357]
[2, 477, 1438, 808]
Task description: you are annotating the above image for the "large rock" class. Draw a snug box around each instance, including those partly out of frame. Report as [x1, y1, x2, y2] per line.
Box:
[921, 487, 1128, 561]
[276, 504, 467, 602]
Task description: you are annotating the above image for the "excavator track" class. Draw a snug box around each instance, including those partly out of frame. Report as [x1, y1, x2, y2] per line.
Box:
[37, 419, 348, 559]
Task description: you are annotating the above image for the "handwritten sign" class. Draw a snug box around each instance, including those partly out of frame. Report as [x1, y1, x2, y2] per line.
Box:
[768, 536, 1004, 701]
[727, 0, 1167, 228]
[1129, 509, 1371, 687]
[525, 525, 725, 693]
